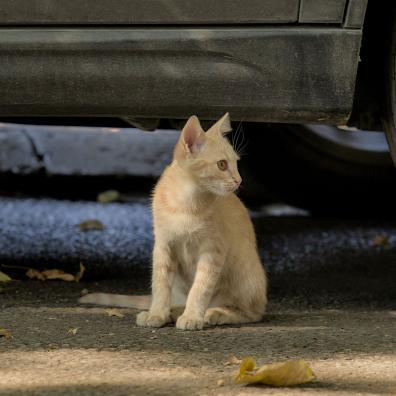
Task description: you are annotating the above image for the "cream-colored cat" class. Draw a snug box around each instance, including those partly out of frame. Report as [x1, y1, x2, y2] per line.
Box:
[81, 113, 267, 330]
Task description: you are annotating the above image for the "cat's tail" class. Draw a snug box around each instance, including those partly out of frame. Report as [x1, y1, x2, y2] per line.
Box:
[79, 293, 151, 309]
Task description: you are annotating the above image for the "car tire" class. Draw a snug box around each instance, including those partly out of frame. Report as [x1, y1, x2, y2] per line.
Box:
[383, 4, 396, 166]
[241, 123, 396, 216]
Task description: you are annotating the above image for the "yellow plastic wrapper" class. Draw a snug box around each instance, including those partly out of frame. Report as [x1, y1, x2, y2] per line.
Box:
[235, 357, 315, 387]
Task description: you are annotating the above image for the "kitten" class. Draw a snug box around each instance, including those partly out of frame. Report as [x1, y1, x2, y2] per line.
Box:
[80, 113, 267, 330]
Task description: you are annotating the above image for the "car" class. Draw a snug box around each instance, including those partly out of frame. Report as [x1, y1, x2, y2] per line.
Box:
[1, 0, 395, 214]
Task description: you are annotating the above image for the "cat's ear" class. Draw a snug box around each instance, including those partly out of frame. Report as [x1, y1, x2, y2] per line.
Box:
[174, 115, 205, 159]
[207, 113, 232, 137]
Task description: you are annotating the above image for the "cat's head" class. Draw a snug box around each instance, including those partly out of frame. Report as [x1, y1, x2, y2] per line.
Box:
[173, 113, 242, 196]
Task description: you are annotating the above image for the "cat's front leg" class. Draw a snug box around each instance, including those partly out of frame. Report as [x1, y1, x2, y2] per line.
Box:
[136, 242, 176, 328]
[176, 251, 224, 330]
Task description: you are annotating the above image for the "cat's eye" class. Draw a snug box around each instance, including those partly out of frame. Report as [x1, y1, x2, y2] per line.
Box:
[217, 159, 228, 171]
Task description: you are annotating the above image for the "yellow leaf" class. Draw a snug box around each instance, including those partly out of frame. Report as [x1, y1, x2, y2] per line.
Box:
[235, 357, 315, 387]
[67, 328, 78, 335]
[97, 190, 120, 203]
[0, 271, 11, 283]
[105, 308, 125, 318]
[0, 328, 13, 340]
[79, 219, 104, 231]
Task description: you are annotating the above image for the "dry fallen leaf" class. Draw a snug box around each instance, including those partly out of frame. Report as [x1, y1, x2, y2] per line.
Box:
[217, 379, 225, 387]
[79, 219, 104, 231]
[26, 263, 85, 282]
[26, 268, 46, 281]
[371, 235, 389, 247]
[75, 263, 85, 282]
[224, 355, 242, 366]
[235, 357, 315, 387]
[97, 190, 120, 203]
[42, 269, 75, 281]
[67, 328, 78, 335]
[105, 308, 125, 318]
[0, 328, 13, 340]
[0, 271, 11, 283]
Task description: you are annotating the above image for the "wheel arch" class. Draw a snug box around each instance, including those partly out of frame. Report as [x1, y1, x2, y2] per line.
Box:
[349, 1, 394, 131]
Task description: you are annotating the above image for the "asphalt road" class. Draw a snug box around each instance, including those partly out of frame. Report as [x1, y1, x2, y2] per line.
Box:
[1, 196, 396, 396]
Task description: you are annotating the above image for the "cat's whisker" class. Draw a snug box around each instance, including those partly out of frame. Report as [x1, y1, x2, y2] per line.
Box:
[234, 134, 242, 155]
[231, 121, 243, 152]
[231, 126, 236, 148]
[235, 125, 246, 155]
[230, 121, 240, 148]
[236, 140, 249, 157]
[234, 127, 243, 153]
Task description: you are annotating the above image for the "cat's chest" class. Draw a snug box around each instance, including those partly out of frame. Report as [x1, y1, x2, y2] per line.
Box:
[159, 210, 210, 240]
[155, 208, 220, 277]
[170, 213, 215, 267]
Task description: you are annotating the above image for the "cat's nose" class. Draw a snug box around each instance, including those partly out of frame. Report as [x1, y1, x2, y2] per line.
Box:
[234, 178, 242, 188]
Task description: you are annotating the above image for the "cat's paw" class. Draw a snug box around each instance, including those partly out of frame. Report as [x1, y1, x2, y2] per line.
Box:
[176, 313, 204, 330]
[204, 307, 233, 325]
[136, 311, 169, 328]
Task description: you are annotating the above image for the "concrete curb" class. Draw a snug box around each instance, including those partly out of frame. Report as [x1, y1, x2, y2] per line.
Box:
[0, 123, 178, 177]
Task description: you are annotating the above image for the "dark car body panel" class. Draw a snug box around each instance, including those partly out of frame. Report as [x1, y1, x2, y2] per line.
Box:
[0, 28, 361, 123]
[344, 0, 368, 28]
[0, 0, 300, 25]
[299, 0, 346, 23]
[0, 0, 368, 123]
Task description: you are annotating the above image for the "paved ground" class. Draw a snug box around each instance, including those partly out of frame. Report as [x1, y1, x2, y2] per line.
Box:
[1, 197, 396, 308]
[1, 197, 396, 395]
[1, 280, 396, 396]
